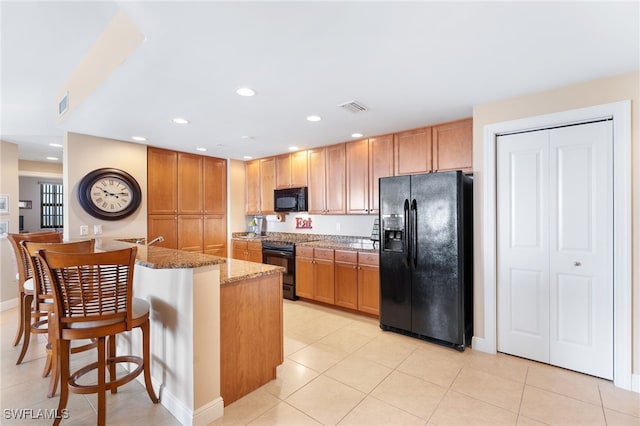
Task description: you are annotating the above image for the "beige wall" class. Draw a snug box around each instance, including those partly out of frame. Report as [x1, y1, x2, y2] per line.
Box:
[0, 141, 20, 305]
[65, 132, 147, 240]
[228, 159, 247, 237]
[472, 71, 640, 375]
[19, 160, 63, 176]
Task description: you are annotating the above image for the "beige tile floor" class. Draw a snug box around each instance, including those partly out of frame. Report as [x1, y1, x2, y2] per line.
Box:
[2, 300, 639, 425]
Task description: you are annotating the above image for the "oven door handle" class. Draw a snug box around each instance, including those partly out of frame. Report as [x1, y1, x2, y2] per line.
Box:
[262, 249, 294, 258]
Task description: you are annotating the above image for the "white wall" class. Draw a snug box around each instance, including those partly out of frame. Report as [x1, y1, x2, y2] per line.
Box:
[1, 141, 20, 306]
[64, 132, 147, 240]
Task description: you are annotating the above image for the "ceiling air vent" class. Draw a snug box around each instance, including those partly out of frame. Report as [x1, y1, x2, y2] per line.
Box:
[58, 92, 69, 117]
[337, 100, 369, 113]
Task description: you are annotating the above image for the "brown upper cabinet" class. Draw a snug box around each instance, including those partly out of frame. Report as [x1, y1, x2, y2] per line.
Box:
[308, 144, 346, 214]
[346, 135, 394, 214]
[204, 156, 227, 215]
[432, 118, 473, 173]
[394, 126, 432, 175]
[148, 147, 178, 215]
[275, 151, 308, 189]
[245, 158, 275, 215]
[178, 153, 204, 215]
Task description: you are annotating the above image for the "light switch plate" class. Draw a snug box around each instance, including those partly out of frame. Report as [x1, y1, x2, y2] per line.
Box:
[93, 224, 102, 235]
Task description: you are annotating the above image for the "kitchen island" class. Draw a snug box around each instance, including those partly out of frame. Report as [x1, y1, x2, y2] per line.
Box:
[96, 239, 283, 425]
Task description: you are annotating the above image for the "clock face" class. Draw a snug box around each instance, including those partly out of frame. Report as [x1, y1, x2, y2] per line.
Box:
[78, 168, 142, 220]
[90, 177, 133, 213]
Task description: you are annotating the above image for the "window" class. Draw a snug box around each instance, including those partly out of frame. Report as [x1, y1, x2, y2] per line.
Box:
[41, 183, 63, 229]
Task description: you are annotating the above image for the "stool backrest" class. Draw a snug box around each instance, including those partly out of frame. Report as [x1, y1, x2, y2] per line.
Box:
[7, 231, 62, 284]
[38, 247, 138, 335]
[22, 239, 96, 311]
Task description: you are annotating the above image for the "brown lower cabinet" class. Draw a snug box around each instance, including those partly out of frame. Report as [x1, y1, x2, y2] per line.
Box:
[297, 246, 380, 316]
[232, 239, 263, 263]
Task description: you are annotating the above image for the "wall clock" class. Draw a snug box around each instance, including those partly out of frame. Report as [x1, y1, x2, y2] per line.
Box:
[78, 168, 142, 221]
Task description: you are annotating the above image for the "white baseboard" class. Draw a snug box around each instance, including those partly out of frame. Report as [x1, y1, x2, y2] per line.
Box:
[134, 374, 224, 425]
[0, 298, 18, 312]
[471, 336, 496, 354]
[632, 373, 640, 393]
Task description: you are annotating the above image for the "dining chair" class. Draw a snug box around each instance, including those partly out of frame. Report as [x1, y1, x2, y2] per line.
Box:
[7, 231, 62, 362]
[38, 247, 158, 426]
[22, 239, 96, 398]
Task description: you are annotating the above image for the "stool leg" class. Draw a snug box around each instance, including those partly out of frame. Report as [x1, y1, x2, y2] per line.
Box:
[108, 335, 117, 394]
[16, 294, 34, 364]
[141, 320, 159, 403]
[97, 337, 106, 426]
[54, 339, 70, 426]
[12, 292, 25, 347]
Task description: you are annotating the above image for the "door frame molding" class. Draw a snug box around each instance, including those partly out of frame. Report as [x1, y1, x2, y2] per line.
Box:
[476, 100, 632, 390]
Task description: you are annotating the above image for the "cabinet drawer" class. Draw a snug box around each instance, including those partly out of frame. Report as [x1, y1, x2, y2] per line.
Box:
[232, 240, 248, 250]
[334, 250, 357, 263]
[247, 241, 262, 251]
[296, 246, 314, 258]
[314, 248, 334, 261]
[358, 252, 379, 266]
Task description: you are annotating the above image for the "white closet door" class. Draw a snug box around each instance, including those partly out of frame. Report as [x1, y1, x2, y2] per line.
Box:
[497, 120, 613, 380]
[548, 121, 613, 379]
[497, 130, 550, 363]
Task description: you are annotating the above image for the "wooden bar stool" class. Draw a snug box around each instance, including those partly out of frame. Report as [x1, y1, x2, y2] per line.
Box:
[22, 239, 97, 398]
[38, 247, 158, 426]
[7, 231, 62, 363]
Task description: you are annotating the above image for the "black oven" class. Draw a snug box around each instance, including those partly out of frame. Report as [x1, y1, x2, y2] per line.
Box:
[262, 241, 297, 300]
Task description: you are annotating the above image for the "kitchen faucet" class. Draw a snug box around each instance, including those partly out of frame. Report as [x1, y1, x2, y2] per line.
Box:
[147, 236, 164, 246]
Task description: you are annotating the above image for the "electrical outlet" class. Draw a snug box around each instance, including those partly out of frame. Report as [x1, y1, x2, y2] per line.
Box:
[93, 224, 102, 235]
[336, 223, 341, 232]
[79, 225, 88, 236]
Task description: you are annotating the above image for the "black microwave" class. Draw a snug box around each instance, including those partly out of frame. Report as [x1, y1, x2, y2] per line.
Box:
[274, 187, 308, 212]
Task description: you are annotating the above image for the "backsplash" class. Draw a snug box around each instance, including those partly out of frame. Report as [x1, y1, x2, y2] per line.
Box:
[245, 214, 377, 238]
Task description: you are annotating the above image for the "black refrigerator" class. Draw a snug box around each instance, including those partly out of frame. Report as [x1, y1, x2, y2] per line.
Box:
[379, 171, 473, 351]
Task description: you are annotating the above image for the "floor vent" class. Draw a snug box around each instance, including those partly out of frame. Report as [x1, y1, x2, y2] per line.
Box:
[337, 100, 368, 113]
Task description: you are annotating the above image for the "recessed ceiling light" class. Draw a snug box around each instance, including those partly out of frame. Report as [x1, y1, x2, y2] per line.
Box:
[240, 135, 254, 140]
[236, 87, 256, 97]
[132, 136, 147, 142]
[172, 117, 190, 124]
[243, 156, 253, 160]
[306, 115, 322, 122]
[288, 146, 299, 151]
[196, 147, 207, 152]
[49, 143, 63, 148]
[46, 156, 59, 161]
[351, 133, 364, 138]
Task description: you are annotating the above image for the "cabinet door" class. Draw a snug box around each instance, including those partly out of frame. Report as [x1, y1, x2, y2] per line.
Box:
[260, 158, 276, 214]
[247, 241, 263, 263]
[148, 147, 178, 214]
[245, 160, 261, 214]
[394, 127, 432, 175]
[334, 250, 358, 310]
[204, 215, 226, 256]
[290, 150, 308, 187]
[204, 157, 226, 215]
[432, 118, 472, 173]
[358, 253, 380, 315]
[325, 144, 346, 214]
[346, 139, 370, 214]
[275, 154, 292, 189]
[178, 153, 204, 215]
[178, 215, 203, 252]
[232, 240, 248, 260]
[307, 148, 326, 214]
[148, 214, 177, 249]
[295, 256, 314, 299]
[369, 135, 394, 214]
[314, 258, 335, 304]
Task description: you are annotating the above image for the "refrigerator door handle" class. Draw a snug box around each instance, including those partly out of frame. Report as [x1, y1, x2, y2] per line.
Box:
[411, 199, 418, 268]
[404, 199, 410, 267]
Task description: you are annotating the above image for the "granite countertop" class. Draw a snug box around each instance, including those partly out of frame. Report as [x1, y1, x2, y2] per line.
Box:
[296, 240, 379, 253]
[96, 238, 226, 269]
[220, 258, 284, 285]
[231, 232, 379, 253]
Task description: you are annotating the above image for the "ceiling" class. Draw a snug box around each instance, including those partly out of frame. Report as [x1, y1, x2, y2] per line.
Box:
[2, 1, 638, 163]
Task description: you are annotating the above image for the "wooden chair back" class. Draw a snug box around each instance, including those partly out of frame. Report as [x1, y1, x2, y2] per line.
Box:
[7, 231, 62, 285]
[38, 247, 138, 338]
[22, 239, 95, 311]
